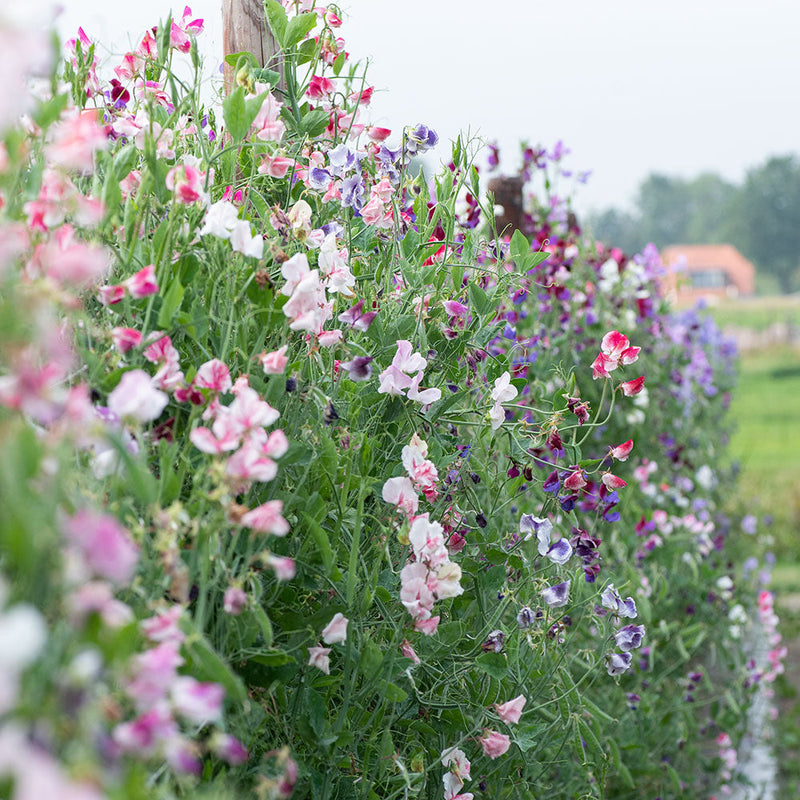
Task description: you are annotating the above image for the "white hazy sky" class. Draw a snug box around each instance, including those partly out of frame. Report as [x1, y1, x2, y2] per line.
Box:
[33, 0, 800, 215]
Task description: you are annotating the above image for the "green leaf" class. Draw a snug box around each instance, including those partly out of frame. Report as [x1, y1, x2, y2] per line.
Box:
[510, 229, 529, 259]
[157, 276, 184, 328]
[184, 635, 247, 703]
[302, 108, 329, 137]
[474, 652, 507, 680]
[264, 0, 288, 47]
[302, 513, 334, 574]
[254, 67, 281, 86]
[32, 93, 68, 129]
[222, 87, 250, 143]
[250, 651, 294, 667]
[468, 282, 494, 317]
[224, 51, 259, 68]
[360, 640, 383, 680]
[285, 12, 318, 48]
[384, 683, 408, 703]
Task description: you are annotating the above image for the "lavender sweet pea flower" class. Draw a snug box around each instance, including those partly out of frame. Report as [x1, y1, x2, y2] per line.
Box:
[519, 514, 552, 547]
[541, 580, 571, 608]
[545, 538, 573, 565]
[600, 584, 638, 619]
[327, 143, 357, 176]
[341, 174, 365, 210]
[405, 124, 438, 155]
[308, 167, 333, 191]
[614, 624, 646, 652]
[605, 652, 632, 676]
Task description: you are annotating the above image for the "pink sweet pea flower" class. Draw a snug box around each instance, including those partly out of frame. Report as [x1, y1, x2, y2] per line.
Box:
[170, 676, 224, 725]
[414, 615, 440, 635]
[165, 163, 206, 204]
[108, 369, 168, 423]
[258, 154, 295, 178]
[367, 126, 391, 142]
[601, 472, 627, 490]
[407, 371, 442, 408]
[140, 605, 184, 644]
[601, 330, 640, 365]
[400, 639, 421, 664]
[194, 359, 232, 393]
[494, 694, 527, 724]
[563, 469, 587, 491]
[63, 509, 139, 586]
[240, 500, 289, 536]
[265, 554, 296, 581]
[111, 328, 142, 353]
[125, 264, 159, 298]
[45, 109, 108, 173]
[308, 645, 331, 674]
[223, 586, 247, 615]
[98, 284, 125, 305]
[620, 376, 645, 396]
[321, 612, 349, 644]
[382, 476, 419, 516]
[258, 345, 289, 374]
[609, 439, 634, 461]
[209, 732, 249, 765]
[479, 730, 511, 759]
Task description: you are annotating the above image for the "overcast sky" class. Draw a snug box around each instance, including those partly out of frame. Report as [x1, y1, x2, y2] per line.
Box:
[38, 0, 800, 215]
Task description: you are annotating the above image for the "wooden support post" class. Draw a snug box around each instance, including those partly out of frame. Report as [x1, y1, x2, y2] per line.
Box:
[221, 0, 284, 93]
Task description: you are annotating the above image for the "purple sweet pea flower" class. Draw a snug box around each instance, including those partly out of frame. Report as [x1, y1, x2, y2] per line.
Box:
[545, 538, 573, 565]
[341, 356, 373, 381]
[309, 167, 333, 191]
[541, 580, 571, 608]
[327, 143, 357, 176]
[605, 652, 632, 676]
[341, 174, 365, 210]
[405, 124, 438, 155]
[614, 624, 646, 652]
[338, 299, 377, 331]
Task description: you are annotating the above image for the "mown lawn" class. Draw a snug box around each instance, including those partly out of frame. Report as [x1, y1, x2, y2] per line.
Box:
[724, 344, 800, 557]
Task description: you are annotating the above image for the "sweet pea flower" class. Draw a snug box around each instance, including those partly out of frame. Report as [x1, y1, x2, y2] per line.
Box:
[240, 500, 289, 536]
[194, 359, 232, 393]
[308, 645, 331, 674]
[601, 472, 627, 490]
[258, 345, 289, 374]
[165, 163, 206, 204]
[63, 509, 139, 586]
[108, 369, 168, 423]
[321, 612, 349, 644]
[491, 371, 518, 404]
[541, 579, 571, 608]
[124, 264, 158, 298]
[620, 376, 646, 396]
[382, 476, 419, 516]
[400, 639, 421, 664]
[210, 732, 249, 765]
[170, 676, 224, 725]
[414, 615, 440, 635]
[264, 554, 296, 581]
[614, 624, 646, 652]
[479, 730, 511, 759]
[223, 586, 247, 615]
[605, 652, 633, 676]
[494, 694, 527, 725]
[45, 109, 107, 173]
[441, 747, 471, 781]
[609, 439, 634, 461]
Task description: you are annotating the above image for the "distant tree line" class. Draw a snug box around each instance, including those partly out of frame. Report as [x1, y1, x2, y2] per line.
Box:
[587, 155, 800, 293]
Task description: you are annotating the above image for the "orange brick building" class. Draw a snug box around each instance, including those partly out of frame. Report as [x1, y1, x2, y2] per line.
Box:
[661, 244, 756, 304]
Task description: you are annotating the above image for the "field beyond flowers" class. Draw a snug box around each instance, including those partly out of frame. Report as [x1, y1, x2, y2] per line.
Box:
[0, 4, 785, 799]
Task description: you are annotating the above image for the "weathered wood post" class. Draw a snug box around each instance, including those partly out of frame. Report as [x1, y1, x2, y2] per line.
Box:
[487, 175, 524, 237]
[221, 0, 285, 93]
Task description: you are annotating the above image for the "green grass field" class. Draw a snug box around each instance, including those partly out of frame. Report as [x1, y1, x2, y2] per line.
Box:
[705, 294, 800, 332]
[723, 343, 800, 556]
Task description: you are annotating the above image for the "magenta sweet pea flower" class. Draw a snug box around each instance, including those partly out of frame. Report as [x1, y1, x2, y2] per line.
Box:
[620, 376, 646, 396]
[170, 676, 224, 725]
[124, 264, 158, 298]
[609, 439, 634, 461]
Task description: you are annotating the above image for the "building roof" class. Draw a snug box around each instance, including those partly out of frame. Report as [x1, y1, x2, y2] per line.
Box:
[661, 244, 755, 280]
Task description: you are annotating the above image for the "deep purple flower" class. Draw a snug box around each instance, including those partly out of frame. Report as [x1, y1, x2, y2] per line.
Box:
[338, 299, 377, 331]
[542, 470, 561, 494]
